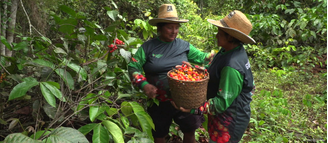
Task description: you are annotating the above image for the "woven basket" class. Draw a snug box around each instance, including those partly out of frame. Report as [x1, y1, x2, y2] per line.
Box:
[167, 70, 209, 109]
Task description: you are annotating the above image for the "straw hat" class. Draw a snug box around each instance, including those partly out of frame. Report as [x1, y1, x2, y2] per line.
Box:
[149, 4, 189, 26]
[207, 10, 256, 44]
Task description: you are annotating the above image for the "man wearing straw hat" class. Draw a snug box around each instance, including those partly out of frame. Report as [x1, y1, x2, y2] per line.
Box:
[172, 10, 256, 143]
[128, 4, 214, 143]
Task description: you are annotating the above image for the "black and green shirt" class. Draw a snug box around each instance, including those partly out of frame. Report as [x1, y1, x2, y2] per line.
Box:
[198, 45, 254, 143]
[128, 37, 212, 101]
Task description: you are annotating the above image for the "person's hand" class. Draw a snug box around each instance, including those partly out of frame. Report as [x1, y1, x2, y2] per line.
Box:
[143, 84, 157, 99]
[175, 61, 192, 68]
[170, 101, 191, 113]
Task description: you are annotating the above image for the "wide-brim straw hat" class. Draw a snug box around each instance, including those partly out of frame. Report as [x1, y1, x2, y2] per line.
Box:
[207, 10, 256, 44]
[149, 4, 189, 26]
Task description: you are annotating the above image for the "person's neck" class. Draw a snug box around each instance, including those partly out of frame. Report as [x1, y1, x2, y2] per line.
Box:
[159, 36, 174, 42]
[223, 43, 240, 51]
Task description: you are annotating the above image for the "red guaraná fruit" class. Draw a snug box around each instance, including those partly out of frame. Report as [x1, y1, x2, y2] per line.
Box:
[113, 39, 125, 45]
[221, 132, 230, 142]
[108, 44, 118, 53]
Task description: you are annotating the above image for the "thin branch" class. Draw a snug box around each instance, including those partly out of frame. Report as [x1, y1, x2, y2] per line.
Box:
[19, 0, 32, 35]
[0, 62, 10, 75]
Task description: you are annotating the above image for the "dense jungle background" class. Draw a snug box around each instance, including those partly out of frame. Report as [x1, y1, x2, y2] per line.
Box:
[0, 0, 327, 142]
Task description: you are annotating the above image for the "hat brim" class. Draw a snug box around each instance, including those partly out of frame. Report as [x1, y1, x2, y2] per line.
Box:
[207, 19, 256, 44]
[149, 18, 189, 26]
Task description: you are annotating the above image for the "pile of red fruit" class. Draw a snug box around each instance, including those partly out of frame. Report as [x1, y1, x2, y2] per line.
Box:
[108, 38, 125, 53]
[169, 64, 208, 81]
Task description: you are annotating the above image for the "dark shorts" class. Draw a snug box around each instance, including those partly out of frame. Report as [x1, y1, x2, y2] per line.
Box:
[147, 101, 204, 138]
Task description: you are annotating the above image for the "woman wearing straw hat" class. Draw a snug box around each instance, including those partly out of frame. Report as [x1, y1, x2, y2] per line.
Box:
[128, 4, 214, 143]
[172, 10, 256, 143]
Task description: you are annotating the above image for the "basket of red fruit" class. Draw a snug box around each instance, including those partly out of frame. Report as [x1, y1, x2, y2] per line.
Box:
[167, 64, 209, 109]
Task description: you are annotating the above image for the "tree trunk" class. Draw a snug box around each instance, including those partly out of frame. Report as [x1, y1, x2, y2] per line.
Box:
[6, 0, 18, 57]
[0, 0, 8, 56]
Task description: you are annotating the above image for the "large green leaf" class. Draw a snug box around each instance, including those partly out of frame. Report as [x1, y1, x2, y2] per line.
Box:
[89, 105, 108, 122]
[4, 133, 43, 143]
[40, 82, 57, 108]
[102, 120, 124, 143]
[59, 5, 76, 17]
[8, 77, 39, 101]
[120, 101, 133, 116]
[135, 111, 154, 140]
[92, 124, 110, 143]
[78, 123, 98, 135]
[13, 41, 28, 51]
[32, 59, 55, 69]
[55, 68, 74, 90]
[129, 101, 146, 113]
[107, 10, 119, 21]
[44, 127, 88, 143]
[0, 36, 12, 50]
[89, 106, 99, 122]
[42, 82, 65, 102]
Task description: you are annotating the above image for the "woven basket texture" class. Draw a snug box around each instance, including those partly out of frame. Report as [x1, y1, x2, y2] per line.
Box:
[167, 70, 209, 109]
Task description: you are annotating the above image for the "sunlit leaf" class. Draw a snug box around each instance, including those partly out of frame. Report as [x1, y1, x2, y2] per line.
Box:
[4, 133, 43, 143]
[92, 124, 110, 143]
[54, 47, 67, 55]
[89, 106, 99, 122]
[107, 10, 119, 21]
[44, 127, 89, 143]
[102, 120, 124, 143]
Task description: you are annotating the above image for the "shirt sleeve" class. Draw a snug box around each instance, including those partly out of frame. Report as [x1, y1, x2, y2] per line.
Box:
[127, 47, 149, 89]
[195, 66, 243, 115]
[187, 44, 212, 65]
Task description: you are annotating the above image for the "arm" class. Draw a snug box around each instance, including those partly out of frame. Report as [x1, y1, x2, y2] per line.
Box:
[128, 47, 148, 89]
[128, 47, 158, 98]
[193, 66, 243, 115]
[187, 44, 214, 65]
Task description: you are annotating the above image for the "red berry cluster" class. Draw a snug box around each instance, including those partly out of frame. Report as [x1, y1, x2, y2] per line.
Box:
[108, 44, 118, 53]
[0, 73, 7, 83]
[169, 64, 208, 81]
[209, 119, 231, 143]
[113, 38, 125, 45]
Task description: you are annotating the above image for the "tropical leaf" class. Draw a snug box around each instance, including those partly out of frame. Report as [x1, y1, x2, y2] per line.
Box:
[107, 10, 119, 21]
[32, 59, 55, 69]
[44, 127, 88, 143]
[8, 77, 39, 101]
[40, 83, 57, 108]
[0, 36, 12, 50]
[92, 124, 110, 143]
[102, 120, 124, 143]
[55, 68, 74, 90]
[78, 123, 98, 135]
[42, 81, 65, 102]
[59, 5, 76, 17]
[4, 133, 43, 143]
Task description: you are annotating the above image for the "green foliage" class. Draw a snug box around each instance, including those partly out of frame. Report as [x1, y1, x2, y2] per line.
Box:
[4, 127, 88, 143]
[0, 0, 326, 142]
